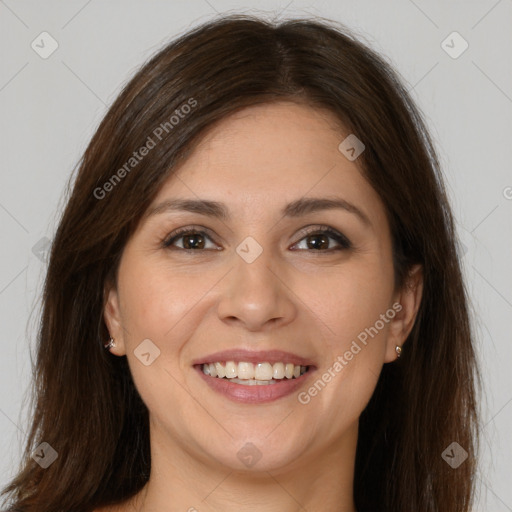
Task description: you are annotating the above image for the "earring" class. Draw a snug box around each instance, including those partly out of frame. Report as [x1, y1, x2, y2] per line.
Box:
[104, 337, 116, 350]
[395, 345, 402, 358]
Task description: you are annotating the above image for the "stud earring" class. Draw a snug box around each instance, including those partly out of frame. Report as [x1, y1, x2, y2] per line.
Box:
[104, 337, 116, 350]
[395, 345, 402, 358]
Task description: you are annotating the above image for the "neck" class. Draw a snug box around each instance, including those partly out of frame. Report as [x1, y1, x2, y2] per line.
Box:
[128, 420, 359, 512]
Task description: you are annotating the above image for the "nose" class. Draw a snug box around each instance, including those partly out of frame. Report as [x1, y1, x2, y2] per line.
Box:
[216, 243, 297, 332]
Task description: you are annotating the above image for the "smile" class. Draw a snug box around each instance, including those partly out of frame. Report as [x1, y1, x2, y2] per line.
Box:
[194, 362, 315, 404]
[202, 361, 309, 384]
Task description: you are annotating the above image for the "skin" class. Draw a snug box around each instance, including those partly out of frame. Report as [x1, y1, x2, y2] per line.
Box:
[101, 101, 423, 512]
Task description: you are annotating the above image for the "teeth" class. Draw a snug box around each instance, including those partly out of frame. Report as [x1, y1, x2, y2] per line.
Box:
[255, 362, 273, 380]
[201, 361, 308, 381]
[238, 362, 254, 380]
[273, 362, 285, 379]
[214, 362, 226, 378]
[229, 378, 279, 386]
[225, 361, 237, 378]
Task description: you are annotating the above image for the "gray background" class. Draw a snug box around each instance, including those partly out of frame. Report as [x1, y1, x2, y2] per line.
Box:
[0, 1, 511, 510]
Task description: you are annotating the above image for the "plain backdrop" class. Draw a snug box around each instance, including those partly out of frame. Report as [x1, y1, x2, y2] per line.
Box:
[0, 1, 511, 510]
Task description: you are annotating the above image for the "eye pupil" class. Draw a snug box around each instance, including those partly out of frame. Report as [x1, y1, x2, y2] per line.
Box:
[307, 234, 329, 250]
[183, 233, 205, 249]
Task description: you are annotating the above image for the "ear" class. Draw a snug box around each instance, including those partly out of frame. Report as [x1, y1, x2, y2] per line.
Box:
[103, 281, 127, 356]
[384, 264, 423, 363]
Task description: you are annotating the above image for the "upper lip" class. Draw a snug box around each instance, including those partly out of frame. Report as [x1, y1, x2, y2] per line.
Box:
[192, 349, 316, 367]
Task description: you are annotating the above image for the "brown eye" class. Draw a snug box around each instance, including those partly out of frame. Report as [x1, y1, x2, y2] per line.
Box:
[180, 232, 206, 249]
[163, 228, 218, 250]
[292, 227, 352, 252]
[306, 233, 329, 250]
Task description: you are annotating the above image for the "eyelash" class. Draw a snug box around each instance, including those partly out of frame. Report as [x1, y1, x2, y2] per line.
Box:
[162, 225, 352, 253]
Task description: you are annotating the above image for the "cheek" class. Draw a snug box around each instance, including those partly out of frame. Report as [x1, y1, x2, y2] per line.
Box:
[295, 252, 395, 416]
[300, 257, 394, 339]
[118, 256, 203, 340]
[116, 258, 198, 416]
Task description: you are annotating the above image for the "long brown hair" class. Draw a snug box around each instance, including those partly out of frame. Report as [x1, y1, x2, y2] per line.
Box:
[1, 14, 481, 512]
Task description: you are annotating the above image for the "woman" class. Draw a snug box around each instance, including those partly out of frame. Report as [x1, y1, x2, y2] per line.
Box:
[1, 14, 481, 512]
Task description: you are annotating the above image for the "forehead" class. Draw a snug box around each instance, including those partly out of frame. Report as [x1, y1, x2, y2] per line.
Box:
[153, 101, 386, 225]
[179, 101, 347, 182]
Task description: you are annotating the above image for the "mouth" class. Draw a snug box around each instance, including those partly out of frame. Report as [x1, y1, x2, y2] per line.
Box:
[192, 351, 317, 403]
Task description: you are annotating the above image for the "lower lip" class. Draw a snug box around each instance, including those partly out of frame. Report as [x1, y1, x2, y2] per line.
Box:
[194, 365, 316, 404]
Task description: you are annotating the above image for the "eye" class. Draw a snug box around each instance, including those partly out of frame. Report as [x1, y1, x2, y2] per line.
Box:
[162, 226, 219, 251]
[162, 225, 352, 252]
[291, 226, 352, 252]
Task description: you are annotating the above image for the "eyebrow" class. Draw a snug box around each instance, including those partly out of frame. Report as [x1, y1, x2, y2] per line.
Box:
[146, 196, 371, 226]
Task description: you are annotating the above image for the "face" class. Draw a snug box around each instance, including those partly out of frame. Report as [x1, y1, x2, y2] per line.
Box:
[105, 101, 422, 475]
